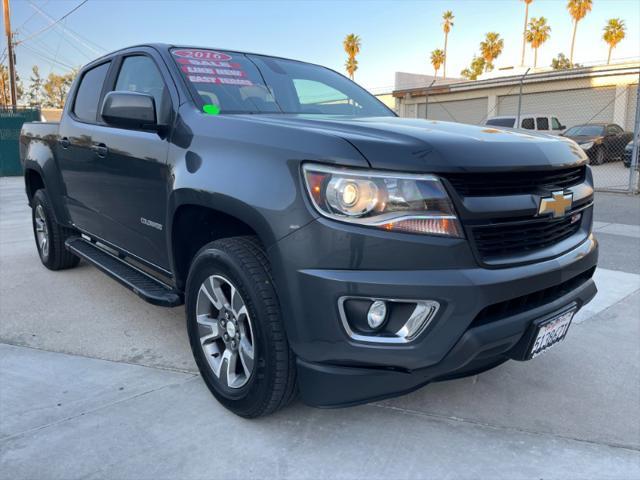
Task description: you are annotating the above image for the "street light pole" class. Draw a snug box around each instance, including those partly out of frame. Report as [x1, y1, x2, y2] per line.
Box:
[2, 0, 18, 110]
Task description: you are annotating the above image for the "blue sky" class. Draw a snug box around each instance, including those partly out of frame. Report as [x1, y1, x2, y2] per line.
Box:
[4, 0, 640, 92]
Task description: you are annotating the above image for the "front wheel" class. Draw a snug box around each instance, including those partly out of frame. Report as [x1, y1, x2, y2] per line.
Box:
[186, 236, 297, 417]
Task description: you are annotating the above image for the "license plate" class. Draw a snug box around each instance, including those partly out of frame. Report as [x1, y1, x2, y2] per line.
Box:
[529, 308, 575, 359]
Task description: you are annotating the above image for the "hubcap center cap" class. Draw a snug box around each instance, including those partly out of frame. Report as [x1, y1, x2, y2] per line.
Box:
[226, 321, 237, 338]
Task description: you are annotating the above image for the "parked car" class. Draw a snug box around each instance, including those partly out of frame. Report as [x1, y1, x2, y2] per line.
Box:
[562, 123, 633, 165]
[484, 114, 566, 133]
[20, 44, 598, 417]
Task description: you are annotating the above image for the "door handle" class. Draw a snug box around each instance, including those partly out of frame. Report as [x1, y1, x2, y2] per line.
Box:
[58, 137, 70, 149]
[91, 143, 108, 158]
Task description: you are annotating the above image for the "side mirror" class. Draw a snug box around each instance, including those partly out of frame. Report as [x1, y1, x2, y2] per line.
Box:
[101, 91, 158, 130]
[559, 125, 566, 130]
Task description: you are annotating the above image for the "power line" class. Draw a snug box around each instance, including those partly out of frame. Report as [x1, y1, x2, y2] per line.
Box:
[14, 0, 49, 32]
[17, 20, 94, 63]
[19, 42, 75, 71]
[15, 0, 88, 46]
[25, 0, 106, 55]
[48, 16, 66, 77]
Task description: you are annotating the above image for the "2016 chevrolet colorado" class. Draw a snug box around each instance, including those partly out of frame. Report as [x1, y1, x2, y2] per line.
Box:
[20, 44, 598, 417]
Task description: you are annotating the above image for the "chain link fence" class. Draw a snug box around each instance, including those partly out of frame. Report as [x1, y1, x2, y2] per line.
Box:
[399, 68, 640, 193]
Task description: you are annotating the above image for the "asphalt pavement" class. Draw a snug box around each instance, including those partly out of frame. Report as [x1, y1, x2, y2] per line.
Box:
[1, 176, 639, 479]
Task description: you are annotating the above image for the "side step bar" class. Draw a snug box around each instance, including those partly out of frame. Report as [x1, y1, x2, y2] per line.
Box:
[65, 237, 183, 307]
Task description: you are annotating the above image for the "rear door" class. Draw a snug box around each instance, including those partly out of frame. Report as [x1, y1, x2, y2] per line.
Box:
[535, 117, 550, 132]
[57, 60, 113, 239]
[520, 117, 535, 130]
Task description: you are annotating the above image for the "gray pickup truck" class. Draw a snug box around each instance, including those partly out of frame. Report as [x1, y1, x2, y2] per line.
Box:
[20, 44, 598, 417]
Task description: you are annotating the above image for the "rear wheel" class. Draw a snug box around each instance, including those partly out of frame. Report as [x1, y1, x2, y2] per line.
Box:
[186, 236, 297, 417]
[31, 189, 80, 270]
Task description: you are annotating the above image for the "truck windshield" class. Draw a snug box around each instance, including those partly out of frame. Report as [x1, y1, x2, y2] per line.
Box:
[171, 48, 393, 117]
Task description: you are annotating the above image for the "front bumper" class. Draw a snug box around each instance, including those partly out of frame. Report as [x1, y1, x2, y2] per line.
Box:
[269, 216, 598, 407]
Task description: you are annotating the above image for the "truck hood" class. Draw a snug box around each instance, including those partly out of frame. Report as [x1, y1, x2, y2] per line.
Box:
[243, 115, 587, 173]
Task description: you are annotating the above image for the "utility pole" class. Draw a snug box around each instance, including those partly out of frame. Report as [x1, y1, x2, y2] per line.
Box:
[2, 0, 18, 110]
[515, 68, 530, 129]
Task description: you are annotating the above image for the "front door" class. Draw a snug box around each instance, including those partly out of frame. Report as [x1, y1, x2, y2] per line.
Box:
[87, 54, 173, 269]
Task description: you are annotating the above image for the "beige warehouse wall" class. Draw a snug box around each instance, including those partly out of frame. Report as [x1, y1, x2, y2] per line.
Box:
[496, 87, 620, 130]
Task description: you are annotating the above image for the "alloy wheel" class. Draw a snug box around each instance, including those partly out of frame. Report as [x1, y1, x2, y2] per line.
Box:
[195, 274, 256, 389]
[34, 204, 49, 258]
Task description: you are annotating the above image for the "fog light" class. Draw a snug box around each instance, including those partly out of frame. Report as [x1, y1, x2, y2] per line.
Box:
[367, 300, 387, 329]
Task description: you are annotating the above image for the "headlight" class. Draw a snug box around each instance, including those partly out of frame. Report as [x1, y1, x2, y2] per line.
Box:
[579, 142, 594, 150]
[302, 164, 462, 237]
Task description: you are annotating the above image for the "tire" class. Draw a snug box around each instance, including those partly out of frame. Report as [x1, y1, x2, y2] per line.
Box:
[592, 147, 605, 166]
[31, 189, 80, 271]
[186, 236, 297, 417]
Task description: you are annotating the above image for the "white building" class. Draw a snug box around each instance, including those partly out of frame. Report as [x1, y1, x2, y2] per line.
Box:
[393, 61, 639, 131]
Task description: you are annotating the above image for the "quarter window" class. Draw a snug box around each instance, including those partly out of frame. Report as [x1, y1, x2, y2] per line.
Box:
[73, 62, 111, 123]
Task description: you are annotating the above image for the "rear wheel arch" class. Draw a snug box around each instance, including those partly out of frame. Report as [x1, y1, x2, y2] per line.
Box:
[24, 168, 45, 205]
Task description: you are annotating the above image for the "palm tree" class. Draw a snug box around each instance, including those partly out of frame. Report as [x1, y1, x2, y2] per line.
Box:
[442, 10, 454, 78]
[525, 16, 551, 67]
[344, 57, 358, 80]
[343, 33, 361, 80]
[479, 32, 504, 72]
[520, 0, 534, 66]
[567, 0, 592, 66]
[430, 49, 445, 79]
[603, 18, 626, 64]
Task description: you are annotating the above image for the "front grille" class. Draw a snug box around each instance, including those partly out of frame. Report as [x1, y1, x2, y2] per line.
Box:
[445, 166, 586, 196]
[470, 266, 596, 329]
[472, 213, 582, 260]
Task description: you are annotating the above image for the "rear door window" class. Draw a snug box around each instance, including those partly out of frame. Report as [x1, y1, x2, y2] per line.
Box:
[521, 118, 534, 130]
[536, 117, 549, 130]
[73, 62, 111, 123]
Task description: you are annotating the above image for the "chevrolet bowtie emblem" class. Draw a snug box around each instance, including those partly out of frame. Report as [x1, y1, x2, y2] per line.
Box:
[538, 191, 573, 218]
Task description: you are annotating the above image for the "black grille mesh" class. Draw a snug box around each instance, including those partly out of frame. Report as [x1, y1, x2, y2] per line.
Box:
[472, 214, 582, 259]
[445, 166, 586, 196]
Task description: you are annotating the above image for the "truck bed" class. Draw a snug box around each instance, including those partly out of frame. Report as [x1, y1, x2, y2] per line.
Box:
[21, 121, 60, 139]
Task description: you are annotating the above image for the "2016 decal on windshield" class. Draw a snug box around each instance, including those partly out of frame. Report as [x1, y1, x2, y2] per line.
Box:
[172, 49, 233, 61]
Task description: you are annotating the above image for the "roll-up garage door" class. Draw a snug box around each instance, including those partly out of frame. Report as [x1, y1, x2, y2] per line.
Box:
[418, 97, 488, 125]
